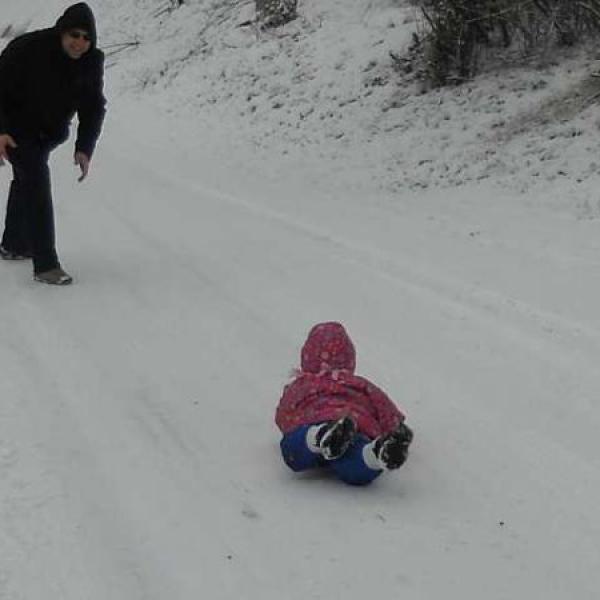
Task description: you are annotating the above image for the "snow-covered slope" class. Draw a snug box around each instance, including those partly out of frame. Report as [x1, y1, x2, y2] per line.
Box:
[0, 0, 68, 33]
[6, 0, 599, 211]
[1, 2, 600, 599]
[93, 0, 600, 216]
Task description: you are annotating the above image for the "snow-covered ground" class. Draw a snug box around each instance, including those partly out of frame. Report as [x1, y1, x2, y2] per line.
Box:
[1, 1, 600, 598]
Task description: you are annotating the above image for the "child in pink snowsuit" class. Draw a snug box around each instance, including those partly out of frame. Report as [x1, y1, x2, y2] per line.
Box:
[275, 322, 413, 486]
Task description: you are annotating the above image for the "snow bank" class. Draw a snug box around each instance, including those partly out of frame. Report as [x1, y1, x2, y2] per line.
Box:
[88, 0, 600, 218]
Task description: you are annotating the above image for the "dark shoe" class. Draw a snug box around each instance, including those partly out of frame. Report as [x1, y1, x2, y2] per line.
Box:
[34, 267, 73, 286]
[374, 423, 414, 470]
[0, 245, 31, 260]
[315, 416, 357, 460]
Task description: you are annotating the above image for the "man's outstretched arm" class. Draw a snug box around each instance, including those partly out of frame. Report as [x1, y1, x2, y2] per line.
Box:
[75, 50, 107, 171]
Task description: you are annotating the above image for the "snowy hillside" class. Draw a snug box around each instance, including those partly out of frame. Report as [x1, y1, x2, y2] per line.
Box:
[5, 0, 600, 210]
[1, 1, 600, 599]
[95, 0, 600, 215]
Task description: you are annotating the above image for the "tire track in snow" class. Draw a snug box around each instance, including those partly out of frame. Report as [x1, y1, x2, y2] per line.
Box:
[0, 299, 166, 600]
[181, 180, 600, 374]
[1, 286, 272, 599]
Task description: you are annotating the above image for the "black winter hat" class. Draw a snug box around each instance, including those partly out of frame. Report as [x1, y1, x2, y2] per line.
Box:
[55, 3, 97, 47]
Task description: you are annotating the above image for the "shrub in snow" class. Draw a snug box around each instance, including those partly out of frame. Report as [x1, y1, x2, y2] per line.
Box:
[256, 0, 298, 28]
[411, 0, 600, 86]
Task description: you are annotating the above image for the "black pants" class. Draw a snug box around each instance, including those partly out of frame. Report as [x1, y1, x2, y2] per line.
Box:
[1, 138, 59, 273]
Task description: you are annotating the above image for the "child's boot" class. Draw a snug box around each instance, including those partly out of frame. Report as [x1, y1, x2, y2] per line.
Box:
[371, 423, 414, 470]
[308, 416, 357, 460]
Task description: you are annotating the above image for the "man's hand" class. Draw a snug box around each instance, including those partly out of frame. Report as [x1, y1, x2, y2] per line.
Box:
[0, 134, 17, 166]
[74, 151, 90, 182]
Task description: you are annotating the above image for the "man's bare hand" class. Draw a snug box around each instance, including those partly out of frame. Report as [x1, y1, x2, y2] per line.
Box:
[0, 134, 17, 165]
[74, 151, 90, 182]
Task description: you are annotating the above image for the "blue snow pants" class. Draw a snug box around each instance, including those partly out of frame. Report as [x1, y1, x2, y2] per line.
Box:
[280, 424, 382, 486]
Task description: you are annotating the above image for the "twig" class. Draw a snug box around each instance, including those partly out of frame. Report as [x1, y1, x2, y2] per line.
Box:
[152, 2, 174, 19]
[584, 88, 600, 103]
[463, 0, 539, 25]
[577, 1, 600, 23]
[103, 41, 140, 50]
[105, 42, 140, 58]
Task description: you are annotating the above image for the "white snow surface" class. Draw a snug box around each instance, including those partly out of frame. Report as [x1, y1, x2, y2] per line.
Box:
[1, 1, 600, 598]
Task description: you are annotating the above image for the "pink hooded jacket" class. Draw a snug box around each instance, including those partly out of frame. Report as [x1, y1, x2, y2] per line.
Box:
[275, 322, 405, 439]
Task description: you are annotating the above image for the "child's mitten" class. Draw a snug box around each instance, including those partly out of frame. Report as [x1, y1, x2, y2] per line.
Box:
[308, 416, 357, 461]
[373, 423, 414, 470]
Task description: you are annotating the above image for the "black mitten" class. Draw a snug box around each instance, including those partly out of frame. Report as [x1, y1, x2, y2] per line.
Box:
[316, 416, 357, 461]
[374, 423, 414, 470]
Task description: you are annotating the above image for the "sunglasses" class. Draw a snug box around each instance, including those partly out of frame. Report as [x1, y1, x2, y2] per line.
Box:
[67, 30, 91, 42]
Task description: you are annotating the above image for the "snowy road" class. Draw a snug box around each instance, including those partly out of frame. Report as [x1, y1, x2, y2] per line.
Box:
[1, 103, 600, 599]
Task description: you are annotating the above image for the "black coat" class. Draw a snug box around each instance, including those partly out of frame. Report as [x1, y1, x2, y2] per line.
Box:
[0, 28, 106, 157]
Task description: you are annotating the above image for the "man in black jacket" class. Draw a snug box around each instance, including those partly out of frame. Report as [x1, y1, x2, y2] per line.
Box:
[0, 3, 106, 285]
